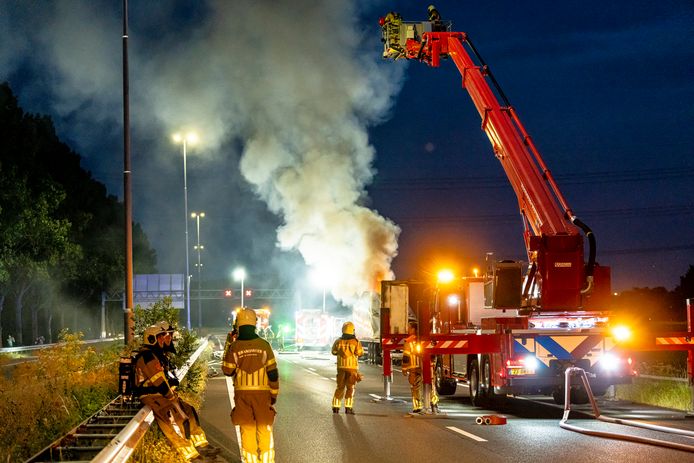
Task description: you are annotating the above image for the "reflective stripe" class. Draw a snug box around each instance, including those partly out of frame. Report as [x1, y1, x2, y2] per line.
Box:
[222, 360, 236, 369]
[266, 358, 277, 367]
[142, 371, 166, 387]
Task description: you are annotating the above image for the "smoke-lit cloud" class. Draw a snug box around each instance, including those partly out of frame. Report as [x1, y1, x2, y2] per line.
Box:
[0, 0, 405, 306]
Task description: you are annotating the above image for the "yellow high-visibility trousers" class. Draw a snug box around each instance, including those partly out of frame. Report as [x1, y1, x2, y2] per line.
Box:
[232, 391, 276, 463]
[332, 369, 358, 409]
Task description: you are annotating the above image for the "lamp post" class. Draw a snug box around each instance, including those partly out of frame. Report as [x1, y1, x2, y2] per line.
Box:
[191, 211, 205, 328]
[173, 131, 198, 330]
[233, 267, 246, 308]
[311, 270, 331, 314]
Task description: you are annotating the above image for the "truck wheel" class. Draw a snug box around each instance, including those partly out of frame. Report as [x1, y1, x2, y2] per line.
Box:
[469, 359, 483, 406]
[571, 386, 590, 404]
[435, 364, 457, 396]
[480, 356, 492, 398]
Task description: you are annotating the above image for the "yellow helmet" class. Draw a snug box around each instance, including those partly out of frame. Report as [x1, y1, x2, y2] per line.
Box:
[236, 308, 257, 327]
[342, 321, 355, 335]
[143, 324, 166, 346]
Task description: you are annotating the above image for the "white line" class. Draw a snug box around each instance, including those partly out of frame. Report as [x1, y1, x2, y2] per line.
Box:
[446, 426, 488, 442]
[369, 394, 382, 400]
[308, 367, 316, 371]
[225, 376, 246, 462]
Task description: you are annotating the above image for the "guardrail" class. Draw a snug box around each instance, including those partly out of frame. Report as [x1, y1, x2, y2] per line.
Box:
[1, 337, 123, 354]
[24, 337, 209, 463]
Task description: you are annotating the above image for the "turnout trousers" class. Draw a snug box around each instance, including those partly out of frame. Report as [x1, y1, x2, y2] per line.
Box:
[332, 369, 358, 410]
[407, 368, 439, 411]
[231, 390, 276, 463]
[141, 394, 199, 461]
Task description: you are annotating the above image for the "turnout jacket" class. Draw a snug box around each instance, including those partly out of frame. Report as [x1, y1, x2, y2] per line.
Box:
[331, 335, 364, 371]
[223, 333, 279, 400]
[401, 334, 422, 372]
[134, 346, 175, 398]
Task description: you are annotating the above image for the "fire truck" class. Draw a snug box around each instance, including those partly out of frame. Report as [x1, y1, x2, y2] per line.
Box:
[295, 309, 345, 350]
[378, 10, 635, 406]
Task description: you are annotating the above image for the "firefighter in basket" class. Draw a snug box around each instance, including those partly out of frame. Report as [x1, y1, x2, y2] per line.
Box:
[402, 321, 440, 414]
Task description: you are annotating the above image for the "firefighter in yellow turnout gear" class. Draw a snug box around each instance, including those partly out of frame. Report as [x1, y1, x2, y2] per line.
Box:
[402, 321, 440, 414]
[331, 321, 364, 414]
[155, 321, 212, 453]
[222, 308, 279, 463]
[134, 324, 207, 461]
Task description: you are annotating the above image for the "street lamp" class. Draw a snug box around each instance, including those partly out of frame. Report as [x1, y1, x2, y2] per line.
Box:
[311, 270, 332, 313]
[191, 211, 205, 328]
[233, 267, 246, 308]
[173, 131, 198, 330]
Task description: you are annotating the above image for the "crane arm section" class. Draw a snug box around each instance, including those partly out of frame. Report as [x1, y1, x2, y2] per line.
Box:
[380, 17, 606, 311]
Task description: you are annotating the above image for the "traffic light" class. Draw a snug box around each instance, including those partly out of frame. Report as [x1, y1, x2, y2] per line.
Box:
[224, 289, 233, 297]
[244, 288, 253, 298]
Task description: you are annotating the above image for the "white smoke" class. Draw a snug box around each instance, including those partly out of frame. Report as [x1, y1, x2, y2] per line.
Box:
[0, 0, 404, 306]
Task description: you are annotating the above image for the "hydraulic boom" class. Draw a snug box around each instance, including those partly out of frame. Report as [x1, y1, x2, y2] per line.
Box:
[380, 12, 610, 312]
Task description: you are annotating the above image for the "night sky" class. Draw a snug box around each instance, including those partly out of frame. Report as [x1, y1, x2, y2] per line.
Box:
[1, 1, 692, 308]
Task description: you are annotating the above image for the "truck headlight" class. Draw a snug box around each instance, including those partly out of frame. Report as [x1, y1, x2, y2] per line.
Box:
[601, 353, 620, 371]
[611, 325, 632, 342]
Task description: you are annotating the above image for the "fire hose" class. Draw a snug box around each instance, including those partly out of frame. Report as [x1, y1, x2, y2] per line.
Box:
[560, 367, 694, 453]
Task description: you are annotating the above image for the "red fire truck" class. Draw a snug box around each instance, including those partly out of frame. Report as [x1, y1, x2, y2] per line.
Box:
[378, 11, 635, 406]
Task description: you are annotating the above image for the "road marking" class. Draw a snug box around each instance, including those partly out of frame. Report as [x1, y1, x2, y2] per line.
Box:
[308, 367, 316, 371]
[225, 376, 245, 462]
[446, 426, 488, 442]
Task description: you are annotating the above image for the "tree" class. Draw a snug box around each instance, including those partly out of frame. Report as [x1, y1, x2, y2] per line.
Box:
[0, 82, 157, 344]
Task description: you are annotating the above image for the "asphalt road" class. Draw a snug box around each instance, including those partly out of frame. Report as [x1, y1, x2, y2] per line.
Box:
[200, 340, 694, 463]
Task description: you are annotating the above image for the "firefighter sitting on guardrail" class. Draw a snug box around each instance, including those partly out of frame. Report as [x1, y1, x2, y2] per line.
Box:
[155, 320, 216, 457]
[402, 321, 440, 414]
[134, 324, 210, 461]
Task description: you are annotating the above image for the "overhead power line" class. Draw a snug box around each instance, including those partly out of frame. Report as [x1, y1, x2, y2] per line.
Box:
[370, 166, 694, 191]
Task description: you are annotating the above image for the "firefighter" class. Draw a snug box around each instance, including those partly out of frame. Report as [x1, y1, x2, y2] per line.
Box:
[134, 324, 201, 461]
[331, 321, 364, 414]
[402, 321, 440, 414]
[155, 320, 214, 454]
[381, 11, 404, 59]
[427, 4, 446, 32]
[222, 308, 279, 463]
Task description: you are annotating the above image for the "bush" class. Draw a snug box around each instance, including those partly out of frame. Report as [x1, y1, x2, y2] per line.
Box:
[0, 330, 119, 461]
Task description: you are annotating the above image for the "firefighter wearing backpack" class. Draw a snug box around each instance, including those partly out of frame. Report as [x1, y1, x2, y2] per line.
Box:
[134, 324, 201, 461]
[222, 308, 279, 463]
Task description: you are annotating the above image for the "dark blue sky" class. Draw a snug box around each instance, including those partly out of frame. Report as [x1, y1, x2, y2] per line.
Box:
[1, 0, 692, 301]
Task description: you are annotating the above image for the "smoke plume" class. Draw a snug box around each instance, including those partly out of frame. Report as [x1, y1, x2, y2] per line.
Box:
[0, 0, 404, 308]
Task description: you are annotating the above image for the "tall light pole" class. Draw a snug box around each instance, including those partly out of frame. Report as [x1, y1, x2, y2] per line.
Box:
[311, 270, 332, 314]
[173, 132, 198, 330]
[192, 211, 205, 328]
[121, 0, 134, 344]
[233, 267, 246, 308]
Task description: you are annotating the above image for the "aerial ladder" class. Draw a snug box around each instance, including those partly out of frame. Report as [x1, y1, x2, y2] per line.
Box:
[380, 10, 611, 314]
